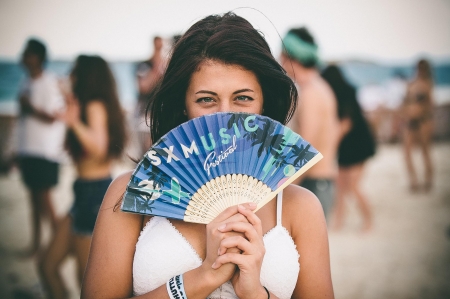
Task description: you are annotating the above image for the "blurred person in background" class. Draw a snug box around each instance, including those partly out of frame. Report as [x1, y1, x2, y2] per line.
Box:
[402, 59, 434, 192]
[322, 65, 376, 232]
[16, 38, 66, 256]
[280, 27, 340, 220]
[39, 55, 126, 299]
[384, 71, 408, 142]
[135, 36, 166, 155]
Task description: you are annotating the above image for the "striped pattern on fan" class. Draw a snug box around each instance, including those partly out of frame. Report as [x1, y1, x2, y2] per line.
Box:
[121, 112, 322, 224]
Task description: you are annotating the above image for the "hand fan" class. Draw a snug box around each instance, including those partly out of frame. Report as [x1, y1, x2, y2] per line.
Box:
[121, 112, 322, 224]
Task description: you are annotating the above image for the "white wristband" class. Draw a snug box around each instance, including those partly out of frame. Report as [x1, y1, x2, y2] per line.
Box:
[166, 274, 187, 299]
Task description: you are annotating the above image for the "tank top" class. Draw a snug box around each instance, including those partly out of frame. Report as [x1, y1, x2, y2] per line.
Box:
[133, 192, 300, 299]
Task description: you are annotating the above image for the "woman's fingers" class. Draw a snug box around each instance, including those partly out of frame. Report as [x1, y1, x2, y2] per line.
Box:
[212, 252, 259, 270]
[217, 235, 253, 256]
[217, 221, 259, 242]
[236, 204, 263, 236]
[211, 203, 256, 224]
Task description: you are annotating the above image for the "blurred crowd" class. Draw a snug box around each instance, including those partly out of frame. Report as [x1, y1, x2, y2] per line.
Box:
[0, 21, 443, 298]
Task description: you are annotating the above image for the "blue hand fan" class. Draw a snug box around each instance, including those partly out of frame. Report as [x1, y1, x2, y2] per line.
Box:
[121, 112, 322, 223]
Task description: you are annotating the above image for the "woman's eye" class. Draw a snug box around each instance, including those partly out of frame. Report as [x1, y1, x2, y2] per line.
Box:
[196, 97, 214, 103]
[236, 95, 253, 101]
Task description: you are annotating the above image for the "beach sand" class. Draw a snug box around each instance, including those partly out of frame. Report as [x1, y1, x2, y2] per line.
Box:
[0, 143, 449, 299]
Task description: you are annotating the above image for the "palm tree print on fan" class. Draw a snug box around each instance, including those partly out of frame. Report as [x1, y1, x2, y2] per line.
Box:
[290, 144, 316, 168]
[125, 165, 172, 213]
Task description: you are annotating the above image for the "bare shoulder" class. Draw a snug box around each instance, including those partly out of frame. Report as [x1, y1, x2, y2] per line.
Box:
[93, 169, 144, 249]
[301, 81, 335, 108]
[86, 100, 107, 114]
[281, 184, 327, 234]
[101, 170, 133, 210]
[97, 170, 144, 231]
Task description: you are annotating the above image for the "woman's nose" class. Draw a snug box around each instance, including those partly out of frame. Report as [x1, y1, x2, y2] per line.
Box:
[216, 100, 232, 112]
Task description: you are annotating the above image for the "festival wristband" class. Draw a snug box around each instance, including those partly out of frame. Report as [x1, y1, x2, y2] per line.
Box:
[166, 274, 188, 299]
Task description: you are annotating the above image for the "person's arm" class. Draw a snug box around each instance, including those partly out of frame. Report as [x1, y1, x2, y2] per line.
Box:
[22, 75, 65, 123]
[426, 81, 434, 113]
[285, 185, 334, 299]
[59, 99, 109, 159]
[81, 171, 257, 298]
[20, 94, 57, 123]
[290, 89, 323, 185]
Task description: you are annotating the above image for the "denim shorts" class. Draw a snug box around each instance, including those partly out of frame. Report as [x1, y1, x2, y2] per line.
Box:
[19, 156, 59, 190]
[70, 177, 112, 235]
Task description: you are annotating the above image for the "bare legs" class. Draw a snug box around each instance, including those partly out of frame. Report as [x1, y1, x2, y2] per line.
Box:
[39, 215, 92, 299]
[420, 120, 434, 191]
[24, 188, 57, 255]
[333, 163, 372, 232]
[403, 120, 433, 192]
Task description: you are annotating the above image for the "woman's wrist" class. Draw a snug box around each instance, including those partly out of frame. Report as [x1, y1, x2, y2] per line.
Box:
[180, 265, 223, 299]
[238, 285, 269, 299]
[70, 118, 83, 130]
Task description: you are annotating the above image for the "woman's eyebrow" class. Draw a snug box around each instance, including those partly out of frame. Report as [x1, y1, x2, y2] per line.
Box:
[233, 88, 254, 94]
[195, 90, 218, 95]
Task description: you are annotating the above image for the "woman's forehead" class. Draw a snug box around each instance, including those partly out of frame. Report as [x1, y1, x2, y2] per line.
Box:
[190, 61, 259, 86]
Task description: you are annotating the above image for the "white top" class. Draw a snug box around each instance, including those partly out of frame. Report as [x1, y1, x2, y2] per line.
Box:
[133, 192, 300, 299]
[16, 71, 66, 162]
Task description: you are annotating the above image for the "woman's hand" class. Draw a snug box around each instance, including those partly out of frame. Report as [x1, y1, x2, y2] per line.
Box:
[213, 204, 267, 299]
[57, 94, 80, 127]
[200, 203, 257, 288]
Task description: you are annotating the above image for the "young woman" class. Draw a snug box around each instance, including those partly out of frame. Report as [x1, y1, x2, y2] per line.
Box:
[322, 65, 376, 232]
[39, 55, 126, 299]
[402, 59, 434, 192]
[82, 13, 334, 299]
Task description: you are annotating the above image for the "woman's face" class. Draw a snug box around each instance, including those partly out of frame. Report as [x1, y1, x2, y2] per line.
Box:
[185, 60, 263, 120]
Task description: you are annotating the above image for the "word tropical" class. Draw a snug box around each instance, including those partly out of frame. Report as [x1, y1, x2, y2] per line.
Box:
[146, 115, 258, 170]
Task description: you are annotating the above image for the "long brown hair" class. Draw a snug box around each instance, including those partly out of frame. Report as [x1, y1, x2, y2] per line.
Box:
[66, 55, 126, 161]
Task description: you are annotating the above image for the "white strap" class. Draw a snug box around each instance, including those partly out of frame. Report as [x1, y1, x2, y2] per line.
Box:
[276, 191, 283, 226]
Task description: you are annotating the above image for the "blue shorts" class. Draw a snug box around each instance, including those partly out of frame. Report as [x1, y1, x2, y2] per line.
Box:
[70, 177, 112, 235]
[19, 156, 59, 190]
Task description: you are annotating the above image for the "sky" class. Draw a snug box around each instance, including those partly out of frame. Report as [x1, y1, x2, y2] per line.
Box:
[1, 0, 450, 63]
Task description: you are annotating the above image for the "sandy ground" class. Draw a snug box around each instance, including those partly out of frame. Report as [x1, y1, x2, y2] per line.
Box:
[0, 143, 449, 299]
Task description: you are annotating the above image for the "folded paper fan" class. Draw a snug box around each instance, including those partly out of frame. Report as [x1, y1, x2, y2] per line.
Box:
[121, 112, 322, 223]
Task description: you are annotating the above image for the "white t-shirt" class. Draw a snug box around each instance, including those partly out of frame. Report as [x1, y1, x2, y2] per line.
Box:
[16, 71, 66, 162]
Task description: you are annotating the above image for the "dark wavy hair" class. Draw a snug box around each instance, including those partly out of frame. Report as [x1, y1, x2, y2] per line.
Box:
[148, 12, 298, 143]
[65, 55, 126, 161]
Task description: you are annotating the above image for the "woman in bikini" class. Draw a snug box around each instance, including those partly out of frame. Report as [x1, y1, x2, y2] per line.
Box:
[402, 59, 434, 192]
[39, 55, 127, 298]
[81, 13, 334, 299]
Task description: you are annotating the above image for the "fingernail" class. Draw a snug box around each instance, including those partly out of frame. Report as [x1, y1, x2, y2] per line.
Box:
[212, 262, 217, 269]
[218, 224, 226, 231]
[248, 202, 257, 208]
[238, 204, 246, 210]
[217, 248, 221, 255]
